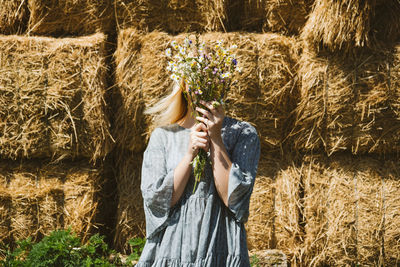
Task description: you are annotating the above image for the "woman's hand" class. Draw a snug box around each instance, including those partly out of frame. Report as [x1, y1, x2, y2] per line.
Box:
[195, 100, 225, 143]
[187, 122, 209, 160]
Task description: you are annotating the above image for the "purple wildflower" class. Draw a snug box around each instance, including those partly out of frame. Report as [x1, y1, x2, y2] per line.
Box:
[232, 58, 237, 65]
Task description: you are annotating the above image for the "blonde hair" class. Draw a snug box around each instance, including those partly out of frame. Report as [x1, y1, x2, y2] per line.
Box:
[144, 80, 189, 128]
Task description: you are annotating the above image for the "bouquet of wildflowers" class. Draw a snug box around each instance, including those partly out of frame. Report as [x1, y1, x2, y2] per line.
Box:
[166, 36, 240, 193]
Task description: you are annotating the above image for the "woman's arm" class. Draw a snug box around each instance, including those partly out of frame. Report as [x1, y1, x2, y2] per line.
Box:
[171, 123, 209, 206]
[209, 135, 232, 207]
[195, 101, 231, 207]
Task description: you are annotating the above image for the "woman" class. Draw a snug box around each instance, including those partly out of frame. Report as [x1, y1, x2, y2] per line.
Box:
[136, 80, 260, 267]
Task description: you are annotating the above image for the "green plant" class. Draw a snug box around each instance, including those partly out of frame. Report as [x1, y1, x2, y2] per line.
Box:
[125, 237, 146, 265]
[0, 238, 33, 267]
[250, 254, 260, 267]
[0, 229, 123, 267]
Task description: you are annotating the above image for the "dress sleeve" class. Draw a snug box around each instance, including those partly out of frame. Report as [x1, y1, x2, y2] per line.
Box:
[141, 128, 174, 239]
[227, 122, 260, 223]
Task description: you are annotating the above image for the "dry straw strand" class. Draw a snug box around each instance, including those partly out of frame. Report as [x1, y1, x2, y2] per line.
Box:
[302, 154, 358, 266]
[356, 156, 384, 266]
[256, 34, 299, 153]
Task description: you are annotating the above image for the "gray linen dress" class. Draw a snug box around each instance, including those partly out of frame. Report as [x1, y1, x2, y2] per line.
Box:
[136, 117, 260, 267]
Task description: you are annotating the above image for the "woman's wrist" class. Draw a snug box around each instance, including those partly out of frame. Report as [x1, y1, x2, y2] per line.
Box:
[210, 133, 224, 147]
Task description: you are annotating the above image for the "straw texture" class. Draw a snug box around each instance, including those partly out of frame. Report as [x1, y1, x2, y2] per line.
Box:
[293, 45, 400, 155]
[113, 151, 145, 253]
[0, 159, 103, 244]
[274, 157, 304, 266]
[302, 0, 400, 52]
[0, 0, 28, 34]
[0, 33, 113, 162]
[115, 0, 226, 33]
[246, 156, 277, 251]
[28, 0, 113, 35]
[264, 0, 312, 35]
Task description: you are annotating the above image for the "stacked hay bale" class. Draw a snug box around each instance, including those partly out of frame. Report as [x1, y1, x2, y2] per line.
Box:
[0, 34, 112, 162]
[28, 0, 114, 36]
[292, 0, 400, 265]
[0, 33, 112, 244]
[226, 0, 312, 34]
[114, 0, 227, 33]
[0, 160, 103, 243]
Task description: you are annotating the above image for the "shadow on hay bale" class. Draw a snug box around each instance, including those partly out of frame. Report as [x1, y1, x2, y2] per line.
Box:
[0, 159, 105, 245]
[292, 44, 400, 156]
[27, 0, 114, 36]
[113, 151, 145, 253]
[301, 0, 400, 53]
[0, 33, 113, 163]
[114, 30, 299, 155]
[226, 0, 312, 34]
[114, 0, 227, 33]
[0, 0, 29, 35]
[246, 153, 306, 266]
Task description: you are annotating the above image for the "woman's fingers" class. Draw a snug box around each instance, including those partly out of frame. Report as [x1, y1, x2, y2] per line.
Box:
[196, 106, 212, 120]
[195, 116, 211, 127]
[189, 123, 210, 154]
[199, 100, 216, 113]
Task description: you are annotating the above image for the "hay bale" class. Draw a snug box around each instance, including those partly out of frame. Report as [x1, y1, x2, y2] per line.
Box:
[356, 156, 384, 266]
[246, 156, 278, 251]
[293, 46, 400, 155]
[38, 189, 64, 238]
[383, 159, 400, 265]
[0, 0, 28, 34]
[113, 151, 145, 253]
[115, 30, 297, 153]
[303, 153, 357, 266]
[115, 0, 226, 33]
[226, 0, 311, 34]
[301, 0, 400, 52]
[27, 0, 113, 35]
[256, 34, 299, 152]
[62, 163, 102, 242]
[200, 32, 261, 137]
[249, 249, 288, 267]
[226, 0, 266, 32]
[10, 196, 40, 242]
[274, 157, 304, 265]
[0, 160, 102, 244]
[0, 192, 11, 244]
[114, 31, 260, 152]
[0, 33, 113, 162]
[264, 0, 312, 35]
[302, 154, 389, 266]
